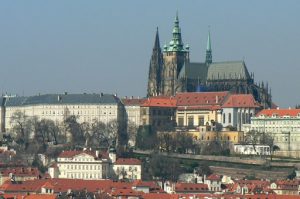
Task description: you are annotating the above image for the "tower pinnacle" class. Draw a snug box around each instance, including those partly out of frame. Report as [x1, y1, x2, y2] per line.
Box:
[164, 12, 187, 52]
[205, 30, 212, 64]
[154, 27, 160, 50]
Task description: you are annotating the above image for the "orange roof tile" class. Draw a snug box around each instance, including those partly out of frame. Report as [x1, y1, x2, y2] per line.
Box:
[175, 92, 229, 107]
[0, 167, 40, 177]
[206, 174, 221, 181]
[114, 158, 141, 165]
[222, 94, 259, 108]
[175, 183, 209, 193]
[141, 97, 176, 107]
[58, 150, 108, 160]
[256, 109, 300, 117]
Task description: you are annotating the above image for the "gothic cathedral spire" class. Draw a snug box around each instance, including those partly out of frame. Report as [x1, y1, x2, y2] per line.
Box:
[147, 27, 163, 97]
[205, 30, 212, 64]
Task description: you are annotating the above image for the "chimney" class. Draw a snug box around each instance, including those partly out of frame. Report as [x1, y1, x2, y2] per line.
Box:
[216, 95, 219, 104]
[277, 107, 280, 110]
[95, 150, 99, 157]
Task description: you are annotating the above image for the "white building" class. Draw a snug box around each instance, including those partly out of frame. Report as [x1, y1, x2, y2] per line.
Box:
[2, 93, 124, 133]
[113, 158, 142, 180]
[242, 109, 300, 156]
[50, 149, 111, 180]
[234, 144, 270, 155]
[221, 94, 259, 131]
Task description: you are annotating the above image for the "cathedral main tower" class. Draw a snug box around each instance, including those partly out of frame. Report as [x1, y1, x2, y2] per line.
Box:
[147, 13, 189, 97]
[161, 13, 189, 96]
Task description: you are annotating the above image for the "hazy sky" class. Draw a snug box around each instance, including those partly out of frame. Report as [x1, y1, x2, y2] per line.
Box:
[0, 1, 299, 108]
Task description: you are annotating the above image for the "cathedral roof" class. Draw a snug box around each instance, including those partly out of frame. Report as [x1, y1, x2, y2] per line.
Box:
[207, 61, 251, 80]
[181, 62, 208, 80]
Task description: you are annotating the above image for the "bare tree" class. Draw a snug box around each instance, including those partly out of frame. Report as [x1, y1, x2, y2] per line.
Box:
[127, 121, 138, 147]
[10, 111, 31, 149]
[64, 115, 84, 147]
[80, 122, 91, 147]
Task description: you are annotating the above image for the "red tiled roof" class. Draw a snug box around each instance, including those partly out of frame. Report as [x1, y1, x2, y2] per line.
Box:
[142, 193, 179, 199]
[175, 183, 209, 193]
[256, 109, 300, 117]
[111, 188, 142, 197]
[141, 97, 177, 108]
[122, 98, 147, 106]
[175, 92, 229, 106]
[0, 167, 40, 177]
[206, 174, 221, 181]
[222, 94, 259, 108]
[0, 178, 125, 193]
[114, 158, 141, 165]
[1, 194, 57, 199]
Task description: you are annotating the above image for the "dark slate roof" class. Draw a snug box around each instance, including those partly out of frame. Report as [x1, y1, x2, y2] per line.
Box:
[5, 94, 120, 107]
[179, 62, 208, 82]
[5, 97, 27, 106]
[207, 61, 251, 80]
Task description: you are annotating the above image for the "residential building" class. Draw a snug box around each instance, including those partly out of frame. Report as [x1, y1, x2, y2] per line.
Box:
[204, 174, 222, 192]
[243, 109, 300, 157]
[52, 149, 110, 180]
[0, 167, 40, 186]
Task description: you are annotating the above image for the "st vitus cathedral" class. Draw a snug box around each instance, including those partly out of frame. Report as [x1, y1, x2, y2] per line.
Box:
[147, 13, 272, 108]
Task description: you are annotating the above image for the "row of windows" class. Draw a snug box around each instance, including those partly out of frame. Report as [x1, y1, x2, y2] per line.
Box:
[253, 120, 300, 125]
[62, 164, 102, 170]
[66, 172, 102, 179]
[177, 116, 205, 127]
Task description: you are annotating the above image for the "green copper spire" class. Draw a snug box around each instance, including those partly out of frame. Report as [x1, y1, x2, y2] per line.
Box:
[206, 30, 212, 51]
[164, 12, 188, 52]
[205, 30, 212, 64]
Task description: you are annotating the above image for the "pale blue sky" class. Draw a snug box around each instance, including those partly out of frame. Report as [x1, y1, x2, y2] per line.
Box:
[0, 1, 299, 107]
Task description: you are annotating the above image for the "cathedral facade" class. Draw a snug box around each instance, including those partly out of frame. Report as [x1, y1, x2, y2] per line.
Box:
[147, 14, 272, 108]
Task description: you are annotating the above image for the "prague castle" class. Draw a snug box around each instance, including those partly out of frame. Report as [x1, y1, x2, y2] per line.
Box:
[147, 13, 272, 108]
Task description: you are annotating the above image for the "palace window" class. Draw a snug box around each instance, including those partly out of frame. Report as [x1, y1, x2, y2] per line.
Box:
[178, 117, 184, 127]
[198, 116, 204, 126]
[188, 116, 194, 127]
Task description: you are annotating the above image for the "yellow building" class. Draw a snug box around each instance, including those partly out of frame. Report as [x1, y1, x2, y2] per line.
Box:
[195, 130, 244, 144]
[175, 92, 228, 129]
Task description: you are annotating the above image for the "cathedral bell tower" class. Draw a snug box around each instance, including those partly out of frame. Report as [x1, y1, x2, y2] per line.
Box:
[161, 12, 189, 96]
[147, 27, 163, 97]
